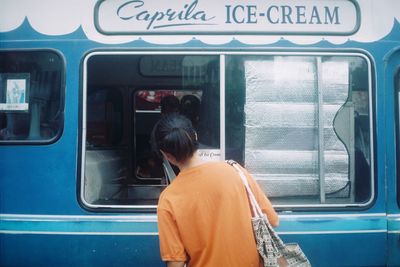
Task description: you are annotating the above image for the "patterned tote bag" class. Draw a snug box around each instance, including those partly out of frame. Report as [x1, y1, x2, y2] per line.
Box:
[227, 160, 311, 267]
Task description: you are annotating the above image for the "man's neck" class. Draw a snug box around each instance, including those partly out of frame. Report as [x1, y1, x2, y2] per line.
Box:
[177, 153, 205, 172]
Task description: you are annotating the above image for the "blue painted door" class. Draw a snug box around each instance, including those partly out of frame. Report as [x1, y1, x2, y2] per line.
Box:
[386, 48, 400, 267]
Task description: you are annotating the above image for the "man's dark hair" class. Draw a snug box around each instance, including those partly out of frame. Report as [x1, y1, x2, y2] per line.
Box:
[151, 113, 198, 162]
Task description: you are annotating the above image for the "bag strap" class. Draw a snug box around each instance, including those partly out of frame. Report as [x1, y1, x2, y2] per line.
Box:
[226, 160, 264, 218]
[163, 158, 176, 184]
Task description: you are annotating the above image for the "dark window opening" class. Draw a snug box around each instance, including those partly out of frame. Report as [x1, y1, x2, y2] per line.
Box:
[83, 54, 220, 207]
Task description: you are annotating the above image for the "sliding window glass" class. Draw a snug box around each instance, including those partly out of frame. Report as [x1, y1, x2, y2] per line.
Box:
[82, 53, 220, 208]
[225, 55, 372, 206]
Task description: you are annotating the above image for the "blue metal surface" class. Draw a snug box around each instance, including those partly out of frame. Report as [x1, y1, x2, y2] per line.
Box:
[0, 213, 389, 266]
[1, 213, 386, 235]
[1, 234, 164, 267]
[384, 47, 400, 267]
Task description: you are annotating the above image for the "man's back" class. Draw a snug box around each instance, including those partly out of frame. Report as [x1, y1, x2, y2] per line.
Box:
[157, 161, 277, 267]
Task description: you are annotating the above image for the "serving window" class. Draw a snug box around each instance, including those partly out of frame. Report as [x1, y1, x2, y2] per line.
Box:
[81, 52, 373, 210]
[82, 54, 220, 208]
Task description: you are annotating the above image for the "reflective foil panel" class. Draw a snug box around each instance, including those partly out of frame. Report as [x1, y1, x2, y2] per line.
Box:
[244, 58, 350, 198]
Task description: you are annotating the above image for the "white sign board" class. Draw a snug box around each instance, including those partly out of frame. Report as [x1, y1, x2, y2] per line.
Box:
[95, 0, 360, 35]
[198, 149, 221, 162]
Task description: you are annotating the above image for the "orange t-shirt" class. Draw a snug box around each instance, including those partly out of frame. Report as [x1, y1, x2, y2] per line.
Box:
[157, 161, 279, 267]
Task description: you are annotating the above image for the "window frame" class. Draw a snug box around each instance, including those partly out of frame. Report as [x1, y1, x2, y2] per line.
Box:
[80, 50, 374, 211]
[0, 49, 66, 145]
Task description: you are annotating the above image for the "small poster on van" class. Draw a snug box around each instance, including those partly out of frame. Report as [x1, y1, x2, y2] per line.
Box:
[0, 73, 30, 112]
[198, 149, 220, 162]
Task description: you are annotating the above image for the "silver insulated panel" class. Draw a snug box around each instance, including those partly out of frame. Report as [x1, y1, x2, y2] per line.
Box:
[244, 58, 350, 198]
